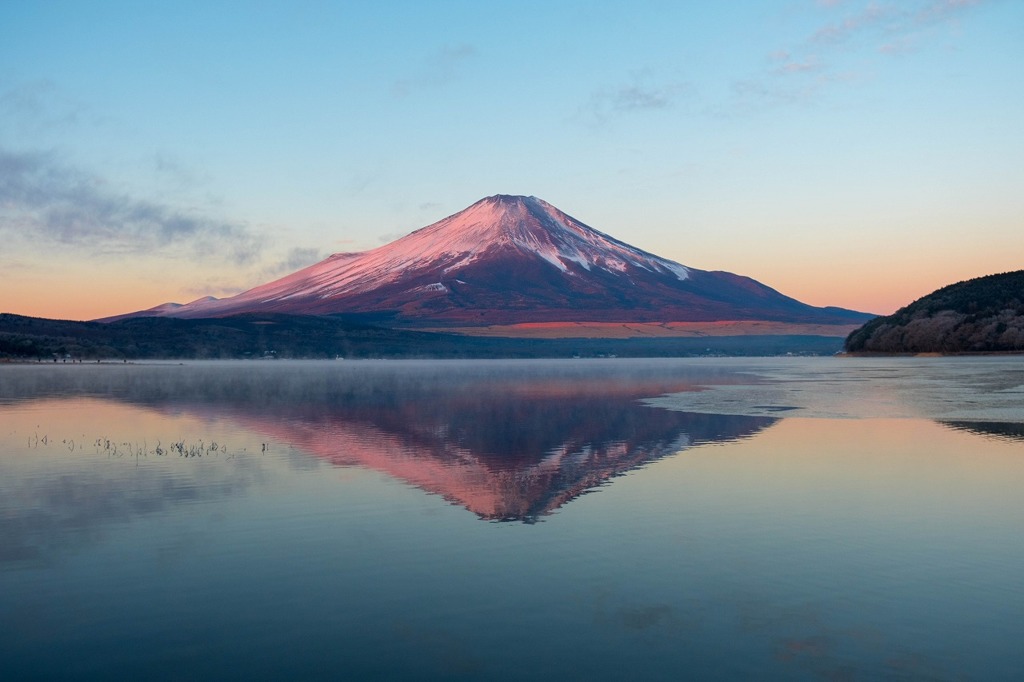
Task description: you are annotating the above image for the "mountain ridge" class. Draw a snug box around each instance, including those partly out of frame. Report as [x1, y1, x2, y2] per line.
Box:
[108, 194, 872, 327]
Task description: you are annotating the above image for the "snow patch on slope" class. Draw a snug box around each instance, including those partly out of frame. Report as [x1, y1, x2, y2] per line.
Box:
[408, 283, 448, 295]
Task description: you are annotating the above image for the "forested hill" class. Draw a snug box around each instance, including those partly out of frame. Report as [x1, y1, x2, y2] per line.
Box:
[845, 270, 1024, 353]
[0, 312, 847, 360]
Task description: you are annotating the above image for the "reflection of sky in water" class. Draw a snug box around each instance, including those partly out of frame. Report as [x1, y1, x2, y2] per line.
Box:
[1, 359, 1022, 680]
[0, 399, 274, 565]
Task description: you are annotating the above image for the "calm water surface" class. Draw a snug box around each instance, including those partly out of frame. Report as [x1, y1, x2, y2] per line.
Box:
[1, 358, 1022, 680]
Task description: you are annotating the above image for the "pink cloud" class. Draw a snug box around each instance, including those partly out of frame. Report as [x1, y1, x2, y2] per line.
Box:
[878, 36, 918, 54]
[916, 0, 983, 25]
[777, 57, 822, 74]
[812, 2, 895, 44]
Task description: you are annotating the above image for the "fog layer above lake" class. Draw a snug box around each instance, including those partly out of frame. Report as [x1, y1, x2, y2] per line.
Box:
[646, 356, 1024, 423]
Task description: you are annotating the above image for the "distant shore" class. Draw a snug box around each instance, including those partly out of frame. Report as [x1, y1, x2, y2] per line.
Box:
[839, 351, 1024, 357]
[418, 320, 863, 339]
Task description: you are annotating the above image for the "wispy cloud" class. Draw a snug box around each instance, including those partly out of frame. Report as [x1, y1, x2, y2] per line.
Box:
[179, 246, 324, 296]
[392, 43, 478, 97]
[377, 231, 410, 244]
[728, 71, 853, 112]
[916, 0, 985, 25]
[809, 0, 991, 50]
[726, 0, 993, 113]
[181, 279, 247, 298]
[582, 72, 689, 124]
[607, 85, 678, 111]
[149, 153, 208, 192]
[265, 247, 322, 275]
[0, 148, 262, 264]
[774, 55, 823, 74]
[878, 36, 918, 54]
[0, 80, 86, 136]
[811, 2, 896, 45]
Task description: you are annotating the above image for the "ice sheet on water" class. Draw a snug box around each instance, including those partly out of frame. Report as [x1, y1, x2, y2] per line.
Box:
[645, 357, 1024, 422]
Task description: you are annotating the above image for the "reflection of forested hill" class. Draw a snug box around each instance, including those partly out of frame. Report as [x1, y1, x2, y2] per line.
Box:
[1, 362, 776, 521]
[940, 421, 1024, 443]
[845, 271, 1024, 353]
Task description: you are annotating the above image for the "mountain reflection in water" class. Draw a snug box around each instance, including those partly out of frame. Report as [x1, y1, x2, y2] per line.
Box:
[0, 361, 776, 522]
[239, 382, 775, 522]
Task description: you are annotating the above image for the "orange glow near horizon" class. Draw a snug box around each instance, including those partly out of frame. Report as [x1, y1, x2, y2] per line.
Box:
[0, 270, 983, 321]
[5, 225, 1022, 321]
[2, 266, 226, 321]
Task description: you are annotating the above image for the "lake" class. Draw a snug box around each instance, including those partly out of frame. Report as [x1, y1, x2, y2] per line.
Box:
[1, 357, 1022, 680]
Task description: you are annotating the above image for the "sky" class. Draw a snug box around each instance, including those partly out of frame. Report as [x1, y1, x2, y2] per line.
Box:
[1, 0, 1022, 321]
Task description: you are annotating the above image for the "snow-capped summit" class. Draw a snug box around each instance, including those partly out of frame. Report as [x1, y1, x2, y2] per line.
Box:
[378, 194, 691, 280]
[114, 195, 869, 326]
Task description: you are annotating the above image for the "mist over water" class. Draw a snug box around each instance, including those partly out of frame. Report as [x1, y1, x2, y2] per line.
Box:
[1, 358, 1022, 680]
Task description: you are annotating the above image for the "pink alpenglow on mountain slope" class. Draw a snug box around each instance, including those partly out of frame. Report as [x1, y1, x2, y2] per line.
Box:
[115, 195, 871, 326]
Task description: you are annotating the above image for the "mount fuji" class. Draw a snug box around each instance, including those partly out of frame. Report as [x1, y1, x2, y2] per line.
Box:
[114, 195, 870, 328]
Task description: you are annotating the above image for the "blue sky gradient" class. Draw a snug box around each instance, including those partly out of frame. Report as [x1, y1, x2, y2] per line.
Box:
[2, 0, 1022, 319]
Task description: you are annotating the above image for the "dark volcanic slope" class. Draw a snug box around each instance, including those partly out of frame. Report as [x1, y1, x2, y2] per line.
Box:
[115, 195, 871, 326]
[845, 270, 1024, 353]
